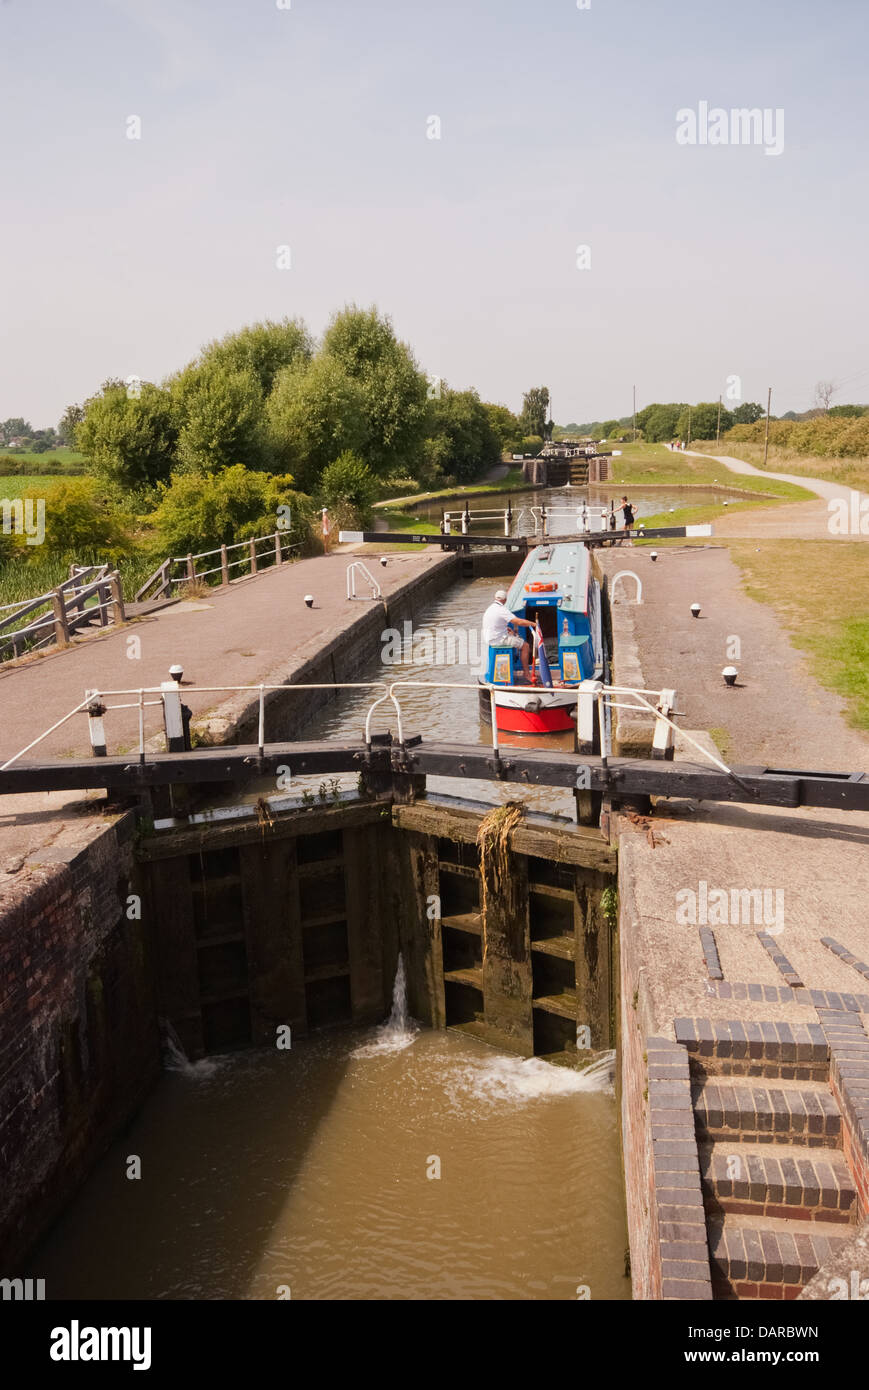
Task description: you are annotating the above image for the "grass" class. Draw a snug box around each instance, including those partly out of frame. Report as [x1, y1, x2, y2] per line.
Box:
[693, 439, 869, 494]
[728, 540, 869, 732]
[0, 474, 71, 497]
[357, 507, 442, 552]
[3, 448, 85, 465]
[610, 441, 812, 501]
[374, 467, 526, 510]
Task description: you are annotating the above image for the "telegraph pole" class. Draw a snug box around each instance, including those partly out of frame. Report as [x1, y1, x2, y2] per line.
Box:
[687, 405, 692, 448]
[632, 385, 636, 443]
[762, 387, 772, 468]
[716, 395, 722, 447]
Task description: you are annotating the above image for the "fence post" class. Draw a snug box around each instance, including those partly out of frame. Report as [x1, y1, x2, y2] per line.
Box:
[220, 545, 229, 585]
[249, 537, 258, 575]
[108, 573, 125, 624]
[186, 553, 195, 585]
[160, 559, 171, 598]
[51, 590, 70, 648]
[274, 531, 281, 567]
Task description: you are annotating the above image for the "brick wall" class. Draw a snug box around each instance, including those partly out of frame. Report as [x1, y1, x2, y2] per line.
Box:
[0, 815, 160, 1266]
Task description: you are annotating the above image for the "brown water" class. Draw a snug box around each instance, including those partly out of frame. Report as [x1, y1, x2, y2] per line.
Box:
[29, 1026, 630, 1301]
[28, 572, 633, 1302]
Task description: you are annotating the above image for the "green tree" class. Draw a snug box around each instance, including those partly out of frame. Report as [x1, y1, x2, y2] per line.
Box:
[642, 404, 683, 442]
[197, 318, 312, 395]
[22, 477, 132, 559]
[521, 435, 544, 454]
[600, 419, 621, 437]
[732, 401, 765, 424]
[520, 388, 549, 441]
[77, 381, 178, 489]
[173, 363, 266, 474]
[423, 387, 502, 484]
[267, 354, 368, 491]
[58, 403, 85, 448]
[321, 306, 429, 475]
[675, 402, 733, 441]
[319, 451, 378, 522]
[483, 401, 523, 452]
[0, 418, 31, 444]
[150, 464, 311, 555]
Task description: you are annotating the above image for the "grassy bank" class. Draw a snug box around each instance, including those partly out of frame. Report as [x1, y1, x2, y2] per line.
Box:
[610, 441, 813, 500]
[0, 474, 71, 498]
[356, 507, 441, 552]
[374, 467, 526, 511]
[728, 540, 869, 733]
[691, 439, 869, 494]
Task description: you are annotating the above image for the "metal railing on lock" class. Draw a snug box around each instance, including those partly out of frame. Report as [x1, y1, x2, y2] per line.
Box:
[134, 529, 302, 604]
[529, 504, 616, 536]
[0, 675, 734, 782]
[442, 505, 515, 537]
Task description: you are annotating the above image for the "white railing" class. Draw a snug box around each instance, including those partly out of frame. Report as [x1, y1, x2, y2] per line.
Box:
[0, 677, 733, 779]
[346, 561, 382, 601]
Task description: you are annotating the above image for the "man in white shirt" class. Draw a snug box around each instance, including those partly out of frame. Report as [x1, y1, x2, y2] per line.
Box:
[481, 588, 535, 681]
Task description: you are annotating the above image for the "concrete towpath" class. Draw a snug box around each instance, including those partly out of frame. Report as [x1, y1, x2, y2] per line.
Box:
[0, 545, 454, 883]
[683, 448, 869, 540]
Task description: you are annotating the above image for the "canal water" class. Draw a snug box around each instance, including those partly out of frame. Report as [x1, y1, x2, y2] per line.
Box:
[28, 545, 639, 1302]
[29, 1006, 629, 1300]
[408, 484, 736, 536]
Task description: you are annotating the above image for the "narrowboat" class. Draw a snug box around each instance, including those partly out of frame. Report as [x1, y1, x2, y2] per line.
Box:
[479, 542, 604, 734]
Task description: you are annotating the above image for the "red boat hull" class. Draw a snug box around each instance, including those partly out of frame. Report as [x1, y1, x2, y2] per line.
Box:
[494, 704, 575, 734]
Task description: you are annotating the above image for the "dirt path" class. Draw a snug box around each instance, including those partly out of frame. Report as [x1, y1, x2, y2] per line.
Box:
[684, 448, 869, 540]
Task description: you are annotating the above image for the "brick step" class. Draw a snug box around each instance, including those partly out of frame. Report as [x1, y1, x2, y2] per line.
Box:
[708, 1213, 850, 1300]
[692, 1076, 841, 1148]
[676, 1017, 828, 1082]
[699, 1141, 856, 1223]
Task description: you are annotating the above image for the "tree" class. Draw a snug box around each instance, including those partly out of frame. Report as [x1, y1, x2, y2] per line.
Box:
[732, 401, 765, 424]
[423, 387, 502, 484]
[173, 363, 266, 474]
[267, 354, 368, 491]
[319, 451, 378, 522]
[814, 380, 836, 413]
[520, 388, 549, 441]
[21, 478, 132, 559]
[197, 318, 312, 396]
[642, 404, 683, 442]
[58, 403, 85, 448]
[600, 419, 621, 437]
[150, 464, 311, 556]
[77, 381, 178, 489]
[482, 401, 523, 453]
[675, 402, 733, 441]
[0, 418, 31, 445]
[321, 306, 429, 475]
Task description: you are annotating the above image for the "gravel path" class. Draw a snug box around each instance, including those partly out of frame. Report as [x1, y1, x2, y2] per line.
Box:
[683, 448, 869, 540]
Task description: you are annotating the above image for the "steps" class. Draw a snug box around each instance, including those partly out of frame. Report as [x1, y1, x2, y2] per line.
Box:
[693, 1075, 842, 1147]
[707, 1213, 851, 1300]
[670, 1016, 864, 1301]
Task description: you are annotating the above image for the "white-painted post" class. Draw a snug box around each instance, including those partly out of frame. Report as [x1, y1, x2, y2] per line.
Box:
[577, 679, 603, 755]
[85, 690, 107, 758]
[652, 688, 678, 761]
[161, 680, 186, 753]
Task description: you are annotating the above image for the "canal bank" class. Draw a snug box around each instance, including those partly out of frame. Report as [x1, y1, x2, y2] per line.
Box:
[596, 545, 869, 1300]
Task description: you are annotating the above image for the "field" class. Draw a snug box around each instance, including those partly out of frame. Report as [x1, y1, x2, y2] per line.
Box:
[0, 474, 70, 497]
[692, 438, 869, 494]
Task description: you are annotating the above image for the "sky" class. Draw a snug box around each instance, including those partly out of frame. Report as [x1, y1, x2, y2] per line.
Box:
[2, 0, 868, 428]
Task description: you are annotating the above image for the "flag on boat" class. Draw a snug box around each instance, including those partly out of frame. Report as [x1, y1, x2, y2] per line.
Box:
[535, 622, 553, 687]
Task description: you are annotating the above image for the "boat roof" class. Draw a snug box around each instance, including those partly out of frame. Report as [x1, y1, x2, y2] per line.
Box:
[504, 543, 591, 615]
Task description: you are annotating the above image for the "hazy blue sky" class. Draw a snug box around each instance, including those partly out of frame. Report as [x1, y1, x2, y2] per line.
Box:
[2, 0, 868, 427]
